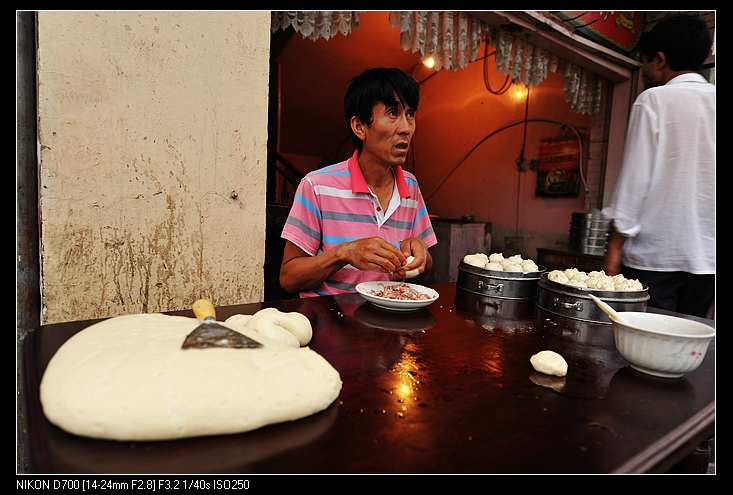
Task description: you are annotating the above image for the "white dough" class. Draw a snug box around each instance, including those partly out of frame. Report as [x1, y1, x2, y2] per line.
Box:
[485, 262, 504, 271]
[247, 307, 313, 347]
[224, 314, 253, 329]
[40, 312, 341, 441]
[565, 279, 588, 289]
[521, 260, 539, 273]
[504, 263, 523, 272]
[548, 270, 569, 284]
[403, 255, 419, 278]
[530, 350, 568, 377]
[488, 253, 504, 263]
[464, 253, 488, 268]
[550, 267, 644, 292]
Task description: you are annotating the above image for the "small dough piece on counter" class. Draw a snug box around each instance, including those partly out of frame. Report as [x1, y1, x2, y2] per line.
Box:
[530, 350, 568, 377]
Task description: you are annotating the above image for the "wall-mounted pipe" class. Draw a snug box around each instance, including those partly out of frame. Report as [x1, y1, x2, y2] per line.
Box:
[424, 118, 589, 203]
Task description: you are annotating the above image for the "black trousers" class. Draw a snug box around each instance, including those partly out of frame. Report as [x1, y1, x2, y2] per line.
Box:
[621, 266, 715, 318]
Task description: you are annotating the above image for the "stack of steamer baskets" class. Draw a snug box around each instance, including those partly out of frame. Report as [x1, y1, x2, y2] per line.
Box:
[456, 253, 546, 328]
[536, 271, 650, 347]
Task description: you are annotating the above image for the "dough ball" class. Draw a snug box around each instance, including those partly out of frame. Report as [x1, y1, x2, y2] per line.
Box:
[598, 279, 616, 291]
[564, 268, 580, 280]
[464, 253, 488, 268]
[530, 350, 568, 377]
[224, 314, 253, 333]
[507, 254, 523, 264]
[565, 279, 588, 289]
[488, 253, 504, 263]
[548, 270, 569, 284]
[588, 271, 606, 279]
[521, 260, 539, 273]
[504, 264, 523, 273]
[485, 262, 504, 271]
[402, 256, 419, 278]
[248, 308, 313, 347]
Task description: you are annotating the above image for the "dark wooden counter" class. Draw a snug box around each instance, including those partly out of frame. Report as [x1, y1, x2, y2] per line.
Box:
[23, 283, 715, 474]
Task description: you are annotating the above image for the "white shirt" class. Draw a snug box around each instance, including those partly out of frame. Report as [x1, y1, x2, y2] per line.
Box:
[369, 172, 401, 227]
[602, 73, 715, 274]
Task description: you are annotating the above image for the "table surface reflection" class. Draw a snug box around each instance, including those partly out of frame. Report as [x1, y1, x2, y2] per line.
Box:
[24, 283, 715, 474]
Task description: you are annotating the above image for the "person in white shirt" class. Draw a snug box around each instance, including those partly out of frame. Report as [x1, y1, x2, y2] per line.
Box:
[603, 15, 714, 317]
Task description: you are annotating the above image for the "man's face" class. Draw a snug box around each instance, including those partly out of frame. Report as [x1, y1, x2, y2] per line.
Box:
[361, 98, 416, 166]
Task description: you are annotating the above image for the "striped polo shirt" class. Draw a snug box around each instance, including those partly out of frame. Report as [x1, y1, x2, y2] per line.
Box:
[281, 150, 438, 298]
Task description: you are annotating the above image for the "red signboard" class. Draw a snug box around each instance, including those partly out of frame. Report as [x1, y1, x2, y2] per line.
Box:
[536, 137, 580, 197]
[555, 11, 645, 53]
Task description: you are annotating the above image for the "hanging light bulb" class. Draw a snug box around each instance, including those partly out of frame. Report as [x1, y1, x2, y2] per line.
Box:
[422, 55, 436, 69]
[512, 83, 529, 101]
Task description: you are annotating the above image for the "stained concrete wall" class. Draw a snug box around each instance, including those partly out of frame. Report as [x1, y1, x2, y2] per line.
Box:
[37, 12, 271, 324]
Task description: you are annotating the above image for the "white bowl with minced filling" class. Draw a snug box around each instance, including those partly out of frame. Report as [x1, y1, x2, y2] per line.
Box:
[356, 282, 439, 312]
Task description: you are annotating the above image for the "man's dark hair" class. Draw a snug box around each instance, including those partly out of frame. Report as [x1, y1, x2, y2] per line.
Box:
[344, 67, 419, 150]
[639, 14, 712, 70]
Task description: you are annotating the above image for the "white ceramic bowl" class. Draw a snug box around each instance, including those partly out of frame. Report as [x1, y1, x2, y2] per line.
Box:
[613, 312, 715, 378]
[355, 282, 439, 312]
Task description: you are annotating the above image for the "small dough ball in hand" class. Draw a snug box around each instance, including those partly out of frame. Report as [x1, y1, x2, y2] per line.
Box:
[530, 350, 568, 377]
[402, 256, 419, 278]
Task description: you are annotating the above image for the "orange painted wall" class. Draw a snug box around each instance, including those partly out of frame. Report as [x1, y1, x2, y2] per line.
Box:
[276, 12, 596, 257]
[413, 56, 593, 254]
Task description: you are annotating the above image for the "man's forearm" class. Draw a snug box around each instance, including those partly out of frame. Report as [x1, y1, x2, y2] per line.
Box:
[604, 229, 627, 275]
[280, 248, 347, 294]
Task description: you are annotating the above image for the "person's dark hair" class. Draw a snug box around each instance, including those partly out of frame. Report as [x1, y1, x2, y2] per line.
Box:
[344, 67, 420, 150]
[639, 14, 712, 70]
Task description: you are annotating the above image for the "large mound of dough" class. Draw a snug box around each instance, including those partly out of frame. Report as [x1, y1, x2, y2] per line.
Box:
[40, 310, 342, 441]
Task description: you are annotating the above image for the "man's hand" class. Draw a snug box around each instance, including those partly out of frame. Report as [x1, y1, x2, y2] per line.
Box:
[397, 238, 430, 277]
[337, 237, 406, 273]
[604, 229, 626, 276]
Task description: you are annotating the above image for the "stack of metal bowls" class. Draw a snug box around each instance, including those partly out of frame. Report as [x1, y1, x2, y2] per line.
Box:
[569, 211, 610, 255]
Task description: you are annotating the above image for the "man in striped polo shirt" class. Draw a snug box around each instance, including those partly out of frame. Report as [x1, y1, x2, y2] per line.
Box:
[280, 68, 438, 297]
